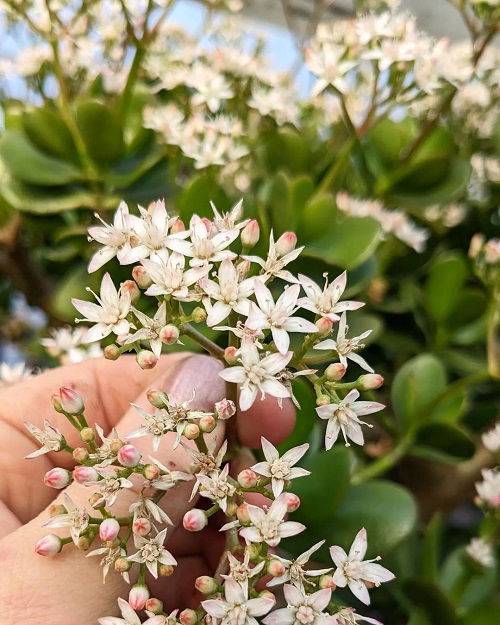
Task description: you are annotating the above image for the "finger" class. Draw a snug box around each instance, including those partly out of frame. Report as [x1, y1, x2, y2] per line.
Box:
[237, 394, 296, 448]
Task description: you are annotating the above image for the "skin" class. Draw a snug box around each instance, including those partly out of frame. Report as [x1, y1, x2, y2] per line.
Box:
[0, 353, 295, 625]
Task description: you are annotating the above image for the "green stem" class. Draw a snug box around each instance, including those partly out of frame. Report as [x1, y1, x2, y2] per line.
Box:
[181, 323, 225, 360]
[352, 431, 414, 483]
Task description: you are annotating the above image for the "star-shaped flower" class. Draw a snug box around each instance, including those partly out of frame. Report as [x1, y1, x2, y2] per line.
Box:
[239, 494, 305, 547]
[43, 494, 90, 545]
[142, 251, 210, 300]
[123, 302, 167, 358]
[251, 437, 310, 497]
[24, 419, 64, 459]
[263, 584, 335, 625]
[87, 201, 134, 273]
[202, 577, 274, 625]
[128, 528, 177, 578]
[298, 272, 364, 322]
[314, 313, 373, 372]
[243, 231, 303, 283]
[267, 541, 332, 589]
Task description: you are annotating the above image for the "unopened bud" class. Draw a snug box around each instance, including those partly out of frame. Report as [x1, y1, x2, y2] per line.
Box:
[114, 557, 132, 573]
[315, 317, 333, 336]
[73, 466, 99, 483]
[159, 564, 175, 577]
[246, 543, 261, 561]
[201, 217, 212, 232]
[316, 395, 330, 406]
[236, 503, 251, 525]
[110, 438, 124, 454]
[117, 443, 141, 467]
[283, 492, 300, 512]
[73, 447, 89, 463]
[325, 363, 346, 381]
[51, 393, 63, 413]
[44, 467, 72, 489]
[77, 535, 92, 551]
[180, 609, 198, 625]
[129, 584, 150, 611]
[145, 598, 164, 614]
[136, 350, 158, 370]
[170, 217, 186, 234]
[48, 503, 67, 517]
[215, 398, 236, 420]
[59, 386, 84, 414]
[191, 307, 207, 323]
[184, 423, 200, 440]
[160, 324, 180, 345]
[89, 493, 104, 509]
[469, 233, 485, 259]
[236, 259, 251, 280]
[104, 344, 120, 360]
[275, 231, 297, 256]
[133, 517, 152, 536]
[80, 427, 95, 443]
[318, 574, 336, 589]
[237, 469, 258, 488]
[121, 280, 140, 302]
[99, 518, 120, 542]
[224, 346, 239, 365]
[132, 265, 152, 288]
[35, 534, 62, 557]
[226, 501, 238, 517]
[183, 509, 208, 532]
[147, 389, 168, 408]
[143, 464, 161, 480]
[267, 559, 286, 577]
[259, 590, 276, 602]
[199, 415, 217, 433]
[241, 219, 260, 248]
[358, 374, 384, 390]
[195, 575, 218, 595]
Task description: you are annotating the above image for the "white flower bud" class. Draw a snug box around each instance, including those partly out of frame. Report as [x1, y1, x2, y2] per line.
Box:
[315, 317, 333, 336]
[195, 575, 219, 595]
[132, 265, 152, 288]
[104, 344, 120, 360]
[43, 467, 72, 489]
[133, 517, 152, 536]
[160, 324, 180, 345]
[73, 466, 99, 484]
[237, 469, 258, 488]
[180, 609, 198, 625]
[325, 363, 346, 381]
[183, 509, 208, 532]
[199, 415, 217, 433]
[114, 557, 132, 573]
[236, 503, 251, 525]
[192, 307, 207, 323]
[267, 559, 286, 577]
[358, 374, 384, 390]
[318, 574, 336, 589]
[283, 492, 300, 512]
[80, 427, 95, 443]
[170, 218, 186, 234]
[73, 447, 89, 463]
[59, 386, 84, 414]
[35, 534, 62, 557]
[241, 219, 260, 248]
[275, 231, 297, 256]
[145, 598, 164, 614]
[184, 423, 200, 440]
[159, 564, 175, 577]
[117, 443, 141, 467]
[99, 518, 120, 542]
[143, 464, 161, 480]
[136, 350, 158, 370]
[129, 584, 150, 611]
[121, 279, 140, 302]
[224, 346, 239, 364]
[147, 389, 168, 408]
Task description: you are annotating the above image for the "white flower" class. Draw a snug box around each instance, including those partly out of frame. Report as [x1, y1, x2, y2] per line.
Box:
[41, 326, 102, 363]
[330, 528, 395, 605]
[214, 321, 265, 349]
[482, 423, 500, 452]
[90, 424, 119, 466]
[333, 608, 382, 625]
[0, 361, 33, 387]
[298, 272, 364, 322]
[148, 456, 192, 491]
[466, 538, 495, 568]
[251, 437, 310, 497]
[183, 439, 227, 499]
[200, 259, 255, 326]
[263, 584, 335, 625]
[182, 214, 239, 267]
[267, 541, 332, 589]
[190, 68, 234, 113]
[24, 419, 64, 458]
[128, 528, 177, 578]
[246, 281, 318, 354]
[86, 468, 134, 507]
[197, 464, 236, 512]
[315, 313, 373, 373]
[239, 494, 305, 547]
[87, 201, 135, 273]
[129, 497, 172, 526]
[99, 597, 141, 625]
[315, 390, 384, 448]
[211, 199, 249, 232]
[224, 551, 266, 591]
[123, 303, 167, 358]
[87, 544, 129, 583]
[243, 231, 303, 283]
[44, 494, 90, 545]
[475, 468, 500, 507]
[202, 576, 274, 625]
[219, 344, 292, 411]
[72, 273, 131, 343]
[142, 251, 210, 300]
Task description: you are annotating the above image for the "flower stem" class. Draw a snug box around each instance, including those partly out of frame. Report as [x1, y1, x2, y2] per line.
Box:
[181, 324, 225, 360]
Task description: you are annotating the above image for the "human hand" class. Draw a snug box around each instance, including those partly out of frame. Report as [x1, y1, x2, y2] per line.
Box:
[0, 354, 295, 625]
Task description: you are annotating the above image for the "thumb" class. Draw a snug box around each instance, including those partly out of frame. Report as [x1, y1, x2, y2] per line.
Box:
[0, 355, 225, 625]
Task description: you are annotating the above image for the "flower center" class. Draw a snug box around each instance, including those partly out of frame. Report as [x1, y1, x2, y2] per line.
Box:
[269, 458, 291, 479]
[141, 542, 161, 562]
[295, 605, 316, 625]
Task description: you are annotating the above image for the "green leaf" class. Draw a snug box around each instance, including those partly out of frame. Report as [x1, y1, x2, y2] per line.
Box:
[107, 135, 165, 189]
[260, 173, 295, 235]
[259, 130, 311, 174]
[119, 159, 170, 206]
[425, 253, 468, 322]
[303, 217, 381, 269]
[421, 513, 442, 582]
[427, 388, 466, 424]
[298, 194, 337, 242]
[75, 99, 125, 168]
[50, 266, 102, 321]
[0, 131, 84, 186]
[289, 176, 314, 215]
[403, 579, 458, 625]
[277, 378, 316, 454]
[22, 107, 77, 162]
[412, 423, 475, 463]
[178, 175, 228, 222]
[391, 354, 447, 428]
[462, 602, 500, 625]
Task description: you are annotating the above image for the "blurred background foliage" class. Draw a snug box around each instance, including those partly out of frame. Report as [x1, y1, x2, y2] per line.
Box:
[0, 0, 499, 623]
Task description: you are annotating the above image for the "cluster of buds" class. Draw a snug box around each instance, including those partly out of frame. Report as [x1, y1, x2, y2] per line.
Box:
[26, 199, 394, 623]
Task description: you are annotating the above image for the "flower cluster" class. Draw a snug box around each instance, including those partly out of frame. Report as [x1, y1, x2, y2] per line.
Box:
[25, 199, 394, 623]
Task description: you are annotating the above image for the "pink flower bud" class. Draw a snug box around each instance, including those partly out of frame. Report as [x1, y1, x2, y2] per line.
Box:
[180, 609, 198, 625]
[358, 374, 384, 390]
[318, 574, 336, 590]
[132, 265, 152, 288]
[73, 447, 89, 463]
[147, 389, 168, 408]
[99, 518, 120, 542]
[199, 415, 217, 433]
[201, 217, 212, 232]
[241, 220, 260, 248]
[237, 259, 251, 280]
[275, 231, 297, 256]
[117, 443, 141, 467]
[143, 464, 161, 480]
[183, 509, 208, 532]
[133, 517, 152, 536]
[267, 559, 286, 577]
[191, 307, 207, 323]
[160, 324, 180, 345]
[283, 492, 300, 512]
[44, 467, 71, 489]
[51, 393, 63, 413]
[145, 598, 164, 615]
[110, 438, 124, 453]
[237, 469, 258, 488]
[129, 584, 150, 611]
[184, 423, 200, 440]
[136, 350, 158, 370]
[35, 534, 62, 557]
[315, 317, 333, 336]
[195, 575, 218, 595]
[236, 503, 251, 525]
[316, 395, 330, 406]
[104, 344, 120, 360]
[73, 466, 99, 484]
[215, 399, 236, 420]
[325, 363, 346, 381]
[170, 218, 186, 234]
[59, 386, 84, 414]
[121, 279, 140, 302]
[224, 346, 239, 365]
